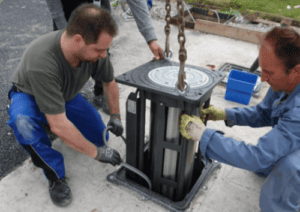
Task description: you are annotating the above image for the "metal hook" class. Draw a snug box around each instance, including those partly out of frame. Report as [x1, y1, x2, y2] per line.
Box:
[175, 80, 190, 96]
[163, 49, 173, 60]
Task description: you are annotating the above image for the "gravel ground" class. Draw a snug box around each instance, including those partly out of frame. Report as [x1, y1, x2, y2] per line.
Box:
[227, 19, 276, 32]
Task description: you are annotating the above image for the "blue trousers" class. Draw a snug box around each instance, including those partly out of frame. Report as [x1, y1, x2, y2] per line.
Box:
[7, 86, 108, 181]
[258, 149, 300, 212]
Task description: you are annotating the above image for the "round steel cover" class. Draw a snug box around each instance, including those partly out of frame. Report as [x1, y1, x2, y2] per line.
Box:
[148, 66, 209, 88]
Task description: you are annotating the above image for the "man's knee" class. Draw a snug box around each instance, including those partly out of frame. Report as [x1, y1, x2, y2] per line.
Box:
[15, 114, 35, 140]
[259, 152, 300, 211]
[281, 151, 300, 176]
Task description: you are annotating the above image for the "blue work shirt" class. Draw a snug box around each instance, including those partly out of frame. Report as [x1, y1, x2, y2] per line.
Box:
[200, 83, 300, 173]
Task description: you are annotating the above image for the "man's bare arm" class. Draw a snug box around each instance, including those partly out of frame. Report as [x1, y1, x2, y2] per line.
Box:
[103, 79, 120, 117]
[45, 113, 97, 158]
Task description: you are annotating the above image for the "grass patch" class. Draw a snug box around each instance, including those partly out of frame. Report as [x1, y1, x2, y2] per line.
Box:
[186, 0, 300, 20]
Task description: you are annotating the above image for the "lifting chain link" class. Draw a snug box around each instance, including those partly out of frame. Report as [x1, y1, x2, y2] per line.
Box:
[177, 0, 187, 91]
[165, 0, 171, 57]
[164, 0, 187, 91]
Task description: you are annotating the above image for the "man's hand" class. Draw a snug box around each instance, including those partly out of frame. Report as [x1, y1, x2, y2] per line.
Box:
[180, 115, 206, 142]
[96, 146, 122, 166]
[107, 116, 123, 136]
[148, 40, 164, 60]
[200, 105, 226, 122]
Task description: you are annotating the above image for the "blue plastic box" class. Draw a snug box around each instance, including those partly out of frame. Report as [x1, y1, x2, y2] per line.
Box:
[225, 69, 258, 105]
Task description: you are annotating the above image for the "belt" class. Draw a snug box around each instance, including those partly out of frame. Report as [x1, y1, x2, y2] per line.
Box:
[12, 85, 22, 92]
[8, 84, 22, 100]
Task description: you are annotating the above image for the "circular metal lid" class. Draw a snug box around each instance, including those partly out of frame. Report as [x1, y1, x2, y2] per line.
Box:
[148, 66, 209, 88]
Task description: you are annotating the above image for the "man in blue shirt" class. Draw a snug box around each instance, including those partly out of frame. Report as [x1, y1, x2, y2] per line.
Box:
[180, 27, 300, 212]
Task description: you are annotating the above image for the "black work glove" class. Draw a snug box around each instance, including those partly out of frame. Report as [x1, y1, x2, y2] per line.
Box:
[107, 115, 123, 136]
[96, 146, 122, 166]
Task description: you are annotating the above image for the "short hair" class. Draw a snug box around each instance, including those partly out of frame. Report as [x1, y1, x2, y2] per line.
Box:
[66, 3, 118, 44]
[262, 27, 300, 75]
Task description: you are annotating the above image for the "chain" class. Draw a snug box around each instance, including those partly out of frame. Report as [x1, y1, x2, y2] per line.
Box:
[165, 0, 171, 57]
[164, 0, 187, 91]
[177, 0, 187, 91]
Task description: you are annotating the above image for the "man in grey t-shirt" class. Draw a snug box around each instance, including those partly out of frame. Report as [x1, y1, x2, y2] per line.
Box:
[8, 4, 123, 207]
[45, 0, 164, 114]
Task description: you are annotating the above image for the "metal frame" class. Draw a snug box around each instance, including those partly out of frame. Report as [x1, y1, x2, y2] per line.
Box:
[107, 59, 226, 210]
[107, 158, 221, 211]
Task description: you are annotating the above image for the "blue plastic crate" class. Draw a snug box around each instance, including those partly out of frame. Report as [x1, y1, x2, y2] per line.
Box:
[225, 69, 258, 105]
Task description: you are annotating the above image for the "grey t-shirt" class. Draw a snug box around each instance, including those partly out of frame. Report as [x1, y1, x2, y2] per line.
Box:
[11, 30, 114, 114]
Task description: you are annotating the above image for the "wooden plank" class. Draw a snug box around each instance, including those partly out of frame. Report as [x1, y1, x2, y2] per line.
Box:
[194, 19, 266, 44]
[253, 18, 300, 35]
[170, 17, 195, 29]
[292, 26, 300, 35]
[281, 18, 293, 26]
[253, 18, 281, 27]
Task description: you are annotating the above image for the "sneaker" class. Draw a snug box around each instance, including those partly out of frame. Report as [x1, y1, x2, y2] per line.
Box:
[49, 177, 72, 207]
[94, 94, 110, 115]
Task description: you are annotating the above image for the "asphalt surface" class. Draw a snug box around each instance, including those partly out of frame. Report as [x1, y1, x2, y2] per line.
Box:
[0, 0, 97, 180]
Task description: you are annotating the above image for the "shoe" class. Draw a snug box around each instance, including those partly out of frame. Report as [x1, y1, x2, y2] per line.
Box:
[49, 177, 72, 207]
[94, 94, 110, 115]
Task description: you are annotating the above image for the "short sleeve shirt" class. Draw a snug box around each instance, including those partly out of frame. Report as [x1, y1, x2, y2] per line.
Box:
[11, 30, 114, 114]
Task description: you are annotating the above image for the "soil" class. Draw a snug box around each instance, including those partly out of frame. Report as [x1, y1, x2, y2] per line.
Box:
[189, 2, 222, 10]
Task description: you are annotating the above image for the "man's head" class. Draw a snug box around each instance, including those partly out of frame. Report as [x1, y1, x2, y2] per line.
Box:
[65, 3, 118, 62]
[259, 27, 300, 94]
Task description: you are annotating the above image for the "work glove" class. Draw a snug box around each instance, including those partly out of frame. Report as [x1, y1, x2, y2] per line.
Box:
[180, 114, 206, 142]
[107, 115, 123, 136]
[200, 105, 226, 122]
[95, 146, 122, 166]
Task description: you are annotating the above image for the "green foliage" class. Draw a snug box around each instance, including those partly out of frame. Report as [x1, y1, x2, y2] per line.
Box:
[222, 7, 240, 18]
[112, 1, 119, 7]
[260, 13, 267, 20]
[187, 0, 300, 20]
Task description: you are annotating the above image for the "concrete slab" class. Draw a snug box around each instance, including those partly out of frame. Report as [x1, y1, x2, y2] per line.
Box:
[0, 1, 275, 212]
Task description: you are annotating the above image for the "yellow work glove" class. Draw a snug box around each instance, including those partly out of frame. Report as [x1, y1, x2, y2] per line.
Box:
[180, 114, 206, 142]
[200, 105, 226, 122]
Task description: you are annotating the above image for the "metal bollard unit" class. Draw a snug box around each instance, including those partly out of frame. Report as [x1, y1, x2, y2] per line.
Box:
[107, 59, 226, 211]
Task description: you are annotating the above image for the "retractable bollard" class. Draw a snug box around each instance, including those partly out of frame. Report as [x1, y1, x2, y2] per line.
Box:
[107, 59, 226, 211]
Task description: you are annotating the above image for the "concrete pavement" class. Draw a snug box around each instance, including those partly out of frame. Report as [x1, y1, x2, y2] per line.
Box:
[0, 0, 274, 211]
